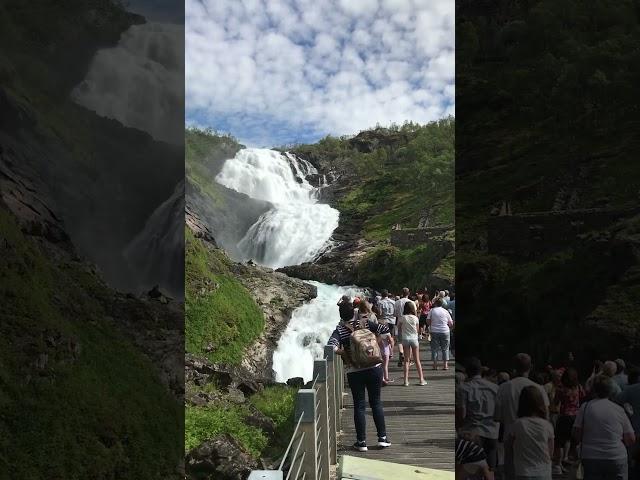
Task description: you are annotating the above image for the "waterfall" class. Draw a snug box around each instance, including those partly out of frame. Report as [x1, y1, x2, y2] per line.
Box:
[272, 282, 364, 382]
[71, 22, 184, 145]
[216, 149, 339, 268]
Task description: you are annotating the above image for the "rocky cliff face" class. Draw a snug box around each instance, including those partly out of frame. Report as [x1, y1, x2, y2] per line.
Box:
[230, 262, 317, 379]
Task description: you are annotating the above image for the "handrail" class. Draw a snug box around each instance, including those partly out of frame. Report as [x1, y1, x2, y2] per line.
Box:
[249, 347, 344, 480]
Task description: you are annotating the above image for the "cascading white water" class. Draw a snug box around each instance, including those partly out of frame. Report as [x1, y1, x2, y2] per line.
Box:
[216, 148, 358, 383]
[71, 22, 184, 144]
[216, 149, 339, 268]
[272, 282, 364, 382]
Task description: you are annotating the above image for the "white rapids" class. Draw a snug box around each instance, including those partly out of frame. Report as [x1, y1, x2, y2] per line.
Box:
[216, 148, 359, 383]
[216, 148, 339, 268]
[71, 22, 184, 144]
[271, 282, 364, 383]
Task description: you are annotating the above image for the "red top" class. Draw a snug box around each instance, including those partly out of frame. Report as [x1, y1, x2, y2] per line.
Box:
[420, 300, 432, 315]
[556, 385, 585, 416]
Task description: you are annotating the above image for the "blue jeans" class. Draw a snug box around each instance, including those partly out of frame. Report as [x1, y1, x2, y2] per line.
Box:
[347, 366, 386, 442]
[431, 331, 450, 361]
[582, 458, 627, 480]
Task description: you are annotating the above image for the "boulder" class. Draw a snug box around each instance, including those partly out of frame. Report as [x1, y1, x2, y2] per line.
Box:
[186, 434, 258, 480]
[286, 377, 304, 388]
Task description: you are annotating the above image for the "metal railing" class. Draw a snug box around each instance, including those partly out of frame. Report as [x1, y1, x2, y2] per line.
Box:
[249, 346, 344, 480]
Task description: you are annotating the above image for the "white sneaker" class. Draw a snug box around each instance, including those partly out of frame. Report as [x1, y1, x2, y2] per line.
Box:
[418, 380, 428, 386]
[377, 436, 391, 447]
[551, 465, 563, 476]
[403, 381, 409, 387]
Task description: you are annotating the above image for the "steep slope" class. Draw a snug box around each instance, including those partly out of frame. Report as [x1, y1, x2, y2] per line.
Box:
[280, 119, 455, 291]
[0, 199, 183, 478]
[456, 0, 640, 367]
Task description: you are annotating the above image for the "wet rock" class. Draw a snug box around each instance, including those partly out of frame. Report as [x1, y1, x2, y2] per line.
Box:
[286, 377, 304, 388]
[244, 406, 276, 439]
[227, 387, 245, 404]
[185, 434, 258, 480]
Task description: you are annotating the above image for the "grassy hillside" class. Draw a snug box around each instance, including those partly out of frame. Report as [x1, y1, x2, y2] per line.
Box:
[456, 0, 640, 367]
[184, 229, 298, 462]
[0, 207, 182, 479]
[185, 228, 264, 364]
[185, 127, 243, 208]
[289, 119, 455, 290]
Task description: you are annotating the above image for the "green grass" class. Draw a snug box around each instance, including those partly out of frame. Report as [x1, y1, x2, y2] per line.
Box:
[185, 405, 267, 455]
[355, 243, 453, 291]
[185, 229, 265, 363]
[0, 208, 182, 479]
[185, 385, 298, 459]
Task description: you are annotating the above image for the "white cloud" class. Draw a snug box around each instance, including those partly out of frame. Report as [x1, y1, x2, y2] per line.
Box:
[186, 0, 454, 145]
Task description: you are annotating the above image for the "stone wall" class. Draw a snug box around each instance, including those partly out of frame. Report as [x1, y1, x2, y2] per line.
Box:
[390, 226, 453, 248]
[487, 206, 640, 256]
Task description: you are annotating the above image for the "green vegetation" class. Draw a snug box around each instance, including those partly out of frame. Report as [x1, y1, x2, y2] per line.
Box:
[186, 126, 243, 206]
[456, 0, 640, 366]
[356, 242, 453, 292]
[0, 208, 182, 479]
[293, 119, 454, 240]
[185, 228, 264, 363]
[289, 119, 455, 287]
[185, 405, 268, 455]
[185, 385, 297, 459]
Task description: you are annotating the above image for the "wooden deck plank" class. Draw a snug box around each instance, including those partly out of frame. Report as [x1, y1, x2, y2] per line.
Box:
[337, 340, 455, 472]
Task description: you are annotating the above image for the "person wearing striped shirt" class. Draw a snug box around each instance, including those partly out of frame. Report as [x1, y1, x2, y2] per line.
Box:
[327, 315, 392, 452]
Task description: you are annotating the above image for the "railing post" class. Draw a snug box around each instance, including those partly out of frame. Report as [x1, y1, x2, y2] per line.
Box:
[313, 360, 330, 480]
[324, 346, 338, 464]
[295, 389, 318, 480]
[248, 472, 283, 480]
[335, 355, 343, 425]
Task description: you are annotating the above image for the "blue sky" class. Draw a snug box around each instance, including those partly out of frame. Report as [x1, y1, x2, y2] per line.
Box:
[186, 0, 454, 147]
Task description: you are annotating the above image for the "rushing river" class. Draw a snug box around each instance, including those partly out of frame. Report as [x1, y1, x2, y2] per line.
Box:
[216, 148, 358, 382]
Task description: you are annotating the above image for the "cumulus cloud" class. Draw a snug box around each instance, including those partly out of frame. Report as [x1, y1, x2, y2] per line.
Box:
[186, 0, 454, 146]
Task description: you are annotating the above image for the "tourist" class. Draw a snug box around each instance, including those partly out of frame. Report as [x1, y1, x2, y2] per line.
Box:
[617, 366, 640, 480]
[327, 312, 393, 452]
[497, 371, 511, 385]
[394, 287, 413, 367]
[456, 357, 499, 470]
[376, 292, 395, 385]
[355, 300, 378, 325]
[572, 375, 635, 480]
[337, 295, 354, 324]
[397, 301, 427, 386]
[507, 386, 554, 480]
[456, 435, 495, 480]
[495, 353, 549, 480]
[613, 358, 629, 390]
[585, 360, 603, 394]
[418, 293, 432, 340]
[544, 369, 562, 430]
[427, 298, 454, 370]
[551, 367, 584, 475]
[603, 360, 623, 398]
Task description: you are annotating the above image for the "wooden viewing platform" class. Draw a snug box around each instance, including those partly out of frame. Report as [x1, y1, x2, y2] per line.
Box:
[338, 341, 455, 472]
[249, 342, 454, 480]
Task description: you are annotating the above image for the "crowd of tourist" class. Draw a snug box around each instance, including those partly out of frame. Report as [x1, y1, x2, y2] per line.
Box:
[328, 286, 455, 452]
[455, 351, 639, 480]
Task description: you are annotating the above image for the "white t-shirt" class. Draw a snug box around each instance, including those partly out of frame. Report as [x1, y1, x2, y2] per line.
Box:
[510, 417, 554, 477]
[495, 377, 550, 435]
[575, 398, 634, 460]
[427, 306, 453, 334]
[394, 297, 412, 322]
[378, 297, 396, 325]
[398, 314, 419, 342]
